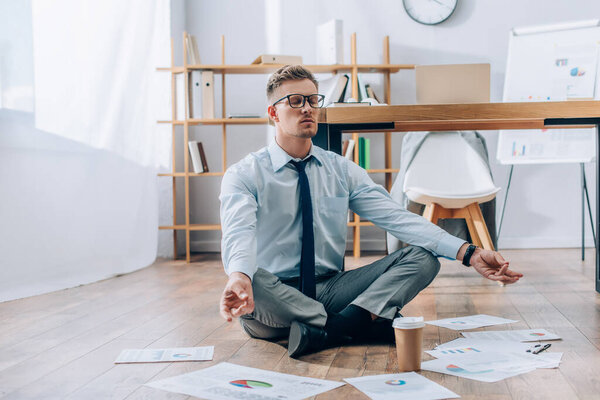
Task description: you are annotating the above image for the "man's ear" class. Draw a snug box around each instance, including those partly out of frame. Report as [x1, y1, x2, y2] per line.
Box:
[267, 105, 279, 123]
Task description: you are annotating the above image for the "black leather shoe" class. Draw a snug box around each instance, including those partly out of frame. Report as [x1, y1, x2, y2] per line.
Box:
[288, 321, 329, 358]
[352, 318, 395, 344]
[367, 318, 395, 343]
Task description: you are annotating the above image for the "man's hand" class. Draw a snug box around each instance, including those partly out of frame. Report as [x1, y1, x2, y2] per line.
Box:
[458, 244, 523, 285]
[220, 272, 254, 322]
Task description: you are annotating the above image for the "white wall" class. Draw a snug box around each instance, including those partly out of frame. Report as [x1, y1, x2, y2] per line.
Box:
[160, 0, 600, 256]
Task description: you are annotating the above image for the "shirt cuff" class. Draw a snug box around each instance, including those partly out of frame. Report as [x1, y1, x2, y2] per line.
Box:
[436, 236, 469, 260]
[227, 263, 257, 281]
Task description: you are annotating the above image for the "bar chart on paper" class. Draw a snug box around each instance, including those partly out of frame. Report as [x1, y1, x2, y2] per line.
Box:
[499, 129, 595, 164]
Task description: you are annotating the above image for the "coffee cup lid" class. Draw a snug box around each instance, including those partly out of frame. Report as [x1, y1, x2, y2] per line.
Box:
[392, 316, 425, 329]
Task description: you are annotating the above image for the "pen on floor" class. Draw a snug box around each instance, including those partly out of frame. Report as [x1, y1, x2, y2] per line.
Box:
[526, 344, 541, 353]
[532, 343, 551, 354]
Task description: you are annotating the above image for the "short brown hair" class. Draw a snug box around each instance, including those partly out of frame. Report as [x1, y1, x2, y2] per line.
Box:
[266, 65, 319, 103]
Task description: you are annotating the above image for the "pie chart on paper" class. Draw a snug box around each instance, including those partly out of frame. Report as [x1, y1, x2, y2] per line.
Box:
[385, 379, 406, 386]
[230, 380, 273, 389]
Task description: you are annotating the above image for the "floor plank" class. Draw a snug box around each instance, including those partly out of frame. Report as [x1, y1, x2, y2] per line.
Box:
[0, 249, 598, 399]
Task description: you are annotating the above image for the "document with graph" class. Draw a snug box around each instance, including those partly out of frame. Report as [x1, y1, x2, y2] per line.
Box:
[114, 346, 214, 364]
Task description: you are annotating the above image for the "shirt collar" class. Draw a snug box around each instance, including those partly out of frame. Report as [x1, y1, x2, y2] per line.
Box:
[268, 139, 323, 172]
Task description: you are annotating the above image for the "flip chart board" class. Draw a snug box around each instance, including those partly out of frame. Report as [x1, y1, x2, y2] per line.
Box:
[497, 20, 600, 164]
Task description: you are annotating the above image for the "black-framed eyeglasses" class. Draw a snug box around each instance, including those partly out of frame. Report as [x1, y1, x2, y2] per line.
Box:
[272, 93, 325, 109]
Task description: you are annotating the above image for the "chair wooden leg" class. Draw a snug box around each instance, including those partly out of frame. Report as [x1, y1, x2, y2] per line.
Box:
[423, 203, 441, 225]
[454, 207, 483, 248]
[425, 203, 493, 250]
[467, 203, 495, 250]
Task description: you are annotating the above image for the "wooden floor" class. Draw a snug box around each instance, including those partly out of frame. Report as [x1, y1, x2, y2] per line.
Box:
[1, 249, 600, 399]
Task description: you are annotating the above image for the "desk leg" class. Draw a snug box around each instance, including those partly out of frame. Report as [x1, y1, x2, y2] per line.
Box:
[597, 124, 600, 293]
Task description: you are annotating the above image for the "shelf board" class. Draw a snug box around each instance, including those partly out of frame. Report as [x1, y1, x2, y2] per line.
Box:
[159, 225, 187, 230]
[158, 118, 269, 125]
[191, 117, 268, 125]
[189, 224, 221, 231]
[157, 64, 414, 74]
[158, 172, 224, 177]
[366, 168, 399, 174]
[347, 221, 375, 227]
[189, 172, 224, 177]
[159, 224, 221, 231]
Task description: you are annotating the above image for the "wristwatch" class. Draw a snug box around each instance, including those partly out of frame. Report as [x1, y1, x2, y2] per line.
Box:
[462, 244, 477, 267]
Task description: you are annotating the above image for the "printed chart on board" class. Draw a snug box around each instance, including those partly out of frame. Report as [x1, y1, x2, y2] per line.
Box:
[497, 21, 600, 165]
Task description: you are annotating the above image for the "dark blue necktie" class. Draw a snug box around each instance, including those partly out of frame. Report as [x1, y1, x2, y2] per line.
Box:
[289, 158, 316, 299]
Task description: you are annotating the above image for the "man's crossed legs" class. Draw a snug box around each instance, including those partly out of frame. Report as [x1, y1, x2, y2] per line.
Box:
[240, 246, 440, 357]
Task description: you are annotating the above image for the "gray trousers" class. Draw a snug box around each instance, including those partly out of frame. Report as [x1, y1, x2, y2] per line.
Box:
[240, 246, 441, 340]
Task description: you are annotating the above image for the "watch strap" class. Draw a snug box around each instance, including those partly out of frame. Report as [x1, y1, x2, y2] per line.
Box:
[462, 244, 477, 267]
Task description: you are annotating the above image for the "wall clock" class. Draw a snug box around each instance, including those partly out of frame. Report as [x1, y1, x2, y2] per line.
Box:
[403, 0, 458, 25]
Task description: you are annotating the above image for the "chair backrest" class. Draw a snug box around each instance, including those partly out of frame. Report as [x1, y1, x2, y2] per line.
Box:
[403, 132, 497, 197]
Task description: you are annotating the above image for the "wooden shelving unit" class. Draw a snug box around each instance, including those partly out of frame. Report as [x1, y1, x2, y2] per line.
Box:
[158, 32, 413, 262]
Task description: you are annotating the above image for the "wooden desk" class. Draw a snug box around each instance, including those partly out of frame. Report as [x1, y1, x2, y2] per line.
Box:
[313, 101, 600, 292]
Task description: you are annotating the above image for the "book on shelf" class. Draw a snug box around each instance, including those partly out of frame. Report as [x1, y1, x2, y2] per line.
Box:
[319, 74, 349, 107]
[364, 138, 371, 169]
[252, 54, 303, 65]
[338, 77, 349, 102]
[201, 70, 215, 119]
[175, 73, 185, 120]
[342, 139, 355, 159]
[188, 141, 209, 173]
[198, 141, 209, 172]
[185, 35, 200, 65]
[358, 137, 365, 167]
[365, 84, 382, 103]
[316, 19, 344, 65]
[356, 74, 369, 102]
[185, 34, 201, 65]
[188, 70, 215, 119]
[191, 36, 200, 64]
[190, 71, 202, 118]
[357, 137, 370, 169]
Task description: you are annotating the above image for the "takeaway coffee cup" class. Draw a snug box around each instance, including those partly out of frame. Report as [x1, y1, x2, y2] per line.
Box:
[392, 316, 425, 372]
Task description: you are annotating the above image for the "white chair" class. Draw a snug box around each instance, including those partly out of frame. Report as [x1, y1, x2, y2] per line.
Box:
[403, 132, 500, 250]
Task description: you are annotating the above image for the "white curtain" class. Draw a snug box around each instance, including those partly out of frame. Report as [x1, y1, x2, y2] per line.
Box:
[32, 0, 171, 168]
[0, 0, 171, 301]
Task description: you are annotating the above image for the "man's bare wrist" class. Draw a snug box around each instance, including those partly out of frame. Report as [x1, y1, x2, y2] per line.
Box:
[230, 271, 251, 282]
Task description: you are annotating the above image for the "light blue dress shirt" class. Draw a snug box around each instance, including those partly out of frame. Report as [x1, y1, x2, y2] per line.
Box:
[219, 140, 466, 280]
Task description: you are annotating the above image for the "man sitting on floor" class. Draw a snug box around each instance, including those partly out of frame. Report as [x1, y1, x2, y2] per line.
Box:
[218, 65, 522, 358]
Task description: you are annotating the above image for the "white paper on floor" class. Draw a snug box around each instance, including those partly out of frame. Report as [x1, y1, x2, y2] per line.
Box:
[426, 339, 532, 358]
[430, 339, 562, 367]
[534, 352, 563, 368]
[421, 352, 536, 383]
[449, 351, 555, 373]
[114, 346, 214, 364]
[461, 329, 561, 342]
[422, 337, 563, 382]
[425, 314, 518, 331]
[344, 372, 460, 400]
[145, 362, 344, 400]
